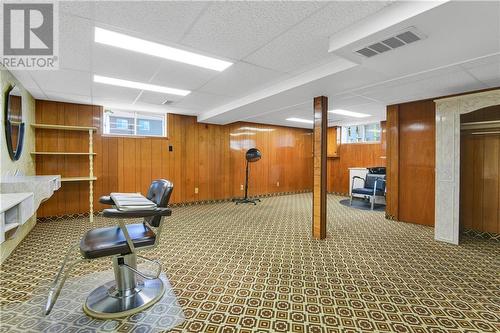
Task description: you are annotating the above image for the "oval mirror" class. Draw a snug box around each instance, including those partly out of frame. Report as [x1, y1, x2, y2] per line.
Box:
[4, 85, 25, 161]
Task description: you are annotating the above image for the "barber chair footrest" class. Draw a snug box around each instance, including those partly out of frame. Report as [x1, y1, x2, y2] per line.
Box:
[83, 278, 165, 319]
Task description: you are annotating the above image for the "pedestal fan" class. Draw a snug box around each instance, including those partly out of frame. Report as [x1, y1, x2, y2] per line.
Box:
[233, 148, 262, 205]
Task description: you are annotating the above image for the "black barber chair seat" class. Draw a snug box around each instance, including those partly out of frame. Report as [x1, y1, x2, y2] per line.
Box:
[80, 224, 156, 259]
[46, 179, 174, 319]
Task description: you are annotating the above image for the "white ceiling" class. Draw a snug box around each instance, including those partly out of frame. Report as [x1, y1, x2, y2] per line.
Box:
[10, 1, 500, 128]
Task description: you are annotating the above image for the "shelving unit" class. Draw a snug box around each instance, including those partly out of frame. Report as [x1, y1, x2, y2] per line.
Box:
[31, 123, 97, 223]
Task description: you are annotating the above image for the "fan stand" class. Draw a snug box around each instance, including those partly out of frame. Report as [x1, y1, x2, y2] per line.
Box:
[233, 160, 261, 205]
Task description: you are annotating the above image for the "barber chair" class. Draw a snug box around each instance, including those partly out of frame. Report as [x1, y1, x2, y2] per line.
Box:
[350, 173, 386, 210]
[45, 179, 173, 319]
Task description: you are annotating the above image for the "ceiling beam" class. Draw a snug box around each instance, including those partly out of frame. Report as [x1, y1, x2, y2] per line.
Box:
[328, 1, 449, 53]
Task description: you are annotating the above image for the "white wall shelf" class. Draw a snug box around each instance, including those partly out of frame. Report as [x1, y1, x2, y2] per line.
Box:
[31, 123, 97, 131]
[61, 177, 97, 182]
[31, 152, 96, 155]
[32, 124, 95, 223]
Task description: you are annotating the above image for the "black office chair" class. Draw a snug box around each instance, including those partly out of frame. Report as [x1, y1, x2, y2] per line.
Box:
[350, 174, 386, 210]
[46, 179, 173, 319]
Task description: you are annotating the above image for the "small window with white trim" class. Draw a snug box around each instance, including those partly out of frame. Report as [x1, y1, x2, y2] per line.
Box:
[341, 122, 381, 143]
[103, 109, 167, 137]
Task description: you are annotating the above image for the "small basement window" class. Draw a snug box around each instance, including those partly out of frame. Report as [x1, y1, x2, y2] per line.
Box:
[341, 122, 381, 143]
[103, 109, 167, 137]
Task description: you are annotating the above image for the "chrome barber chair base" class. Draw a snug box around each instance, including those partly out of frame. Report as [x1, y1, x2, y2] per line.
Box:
[83, 278, 165, 319]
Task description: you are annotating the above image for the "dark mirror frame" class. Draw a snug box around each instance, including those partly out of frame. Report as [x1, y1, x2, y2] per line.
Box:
[4, 85, 25, 161]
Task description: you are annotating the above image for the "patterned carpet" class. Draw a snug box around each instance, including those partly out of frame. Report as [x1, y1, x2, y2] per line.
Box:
[0, 194, 499, 332]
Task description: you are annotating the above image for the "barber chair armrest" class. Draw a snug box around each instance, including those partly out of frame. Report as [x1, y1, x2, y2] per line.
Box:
[99, 196, 114, 205]
[102, 207, 171, 254]
[102, 207, 172, 219]
[374, 178, 386, 196]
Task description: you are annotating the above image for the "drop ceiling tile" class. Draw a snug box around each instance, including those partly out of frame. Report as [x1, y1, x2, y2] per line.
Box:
[463, 62, 500, 87]
[356, 80, 430, 104]
[44, 91, 92, 105]
[330, 94, 376, 108]
[174, 92, 232, 111]
[149, 61, 218, 91]
[31, 69, 91, 96]
[198, 62, 287, 97]
[92, 44, 163, 83]
[136, 91, 184, 105]
[91, 83, 140, 104]
[180, 2, 325, 60]
[415, 69, 487, 97]
[94, 1, 208, 44]
[244, 1, 391, 73]
[59, 13, 93, 72]
[9, 70, 39, 90]
[59, 1, 94, 19]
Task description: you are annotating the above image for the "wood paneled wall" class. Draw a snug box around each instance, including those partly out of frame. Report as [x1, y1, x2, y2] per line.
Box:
[35, 100, 313, 217]
[460, 106, 500, 234]
[326, 123, 387, 194]
[386, 106, 399, 219]
[386, 100, 436, 226]
[398, 101, 435, 226]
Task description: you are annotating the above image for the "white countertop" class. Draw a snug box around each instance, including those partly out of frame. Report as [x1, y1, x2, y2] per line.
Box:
[1, 175, 61, 211]
[0, 175, 60, 183]
[0, 193, 34, 213]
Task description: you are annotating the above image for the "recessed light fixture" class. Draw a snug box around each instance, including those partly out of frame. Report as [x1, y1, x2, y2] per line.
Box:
[328, 109, 370, 118]
[94, 75, 191, 96]
[286, 117, 313, 124]
[95, 27, 233, 71]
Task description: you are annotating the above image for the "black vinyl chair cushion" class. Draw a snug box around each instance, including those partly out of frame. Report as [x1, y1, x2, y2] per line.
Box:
[102, 207, 171, 219]
[80, 223, 156, 259]
[352, 188, 385, 196]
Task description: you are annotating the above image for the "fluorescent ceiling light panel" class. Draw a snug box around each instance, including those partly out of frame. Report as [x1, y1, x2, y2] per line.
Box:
[286, 117, 313, 124]
[94, 75, 191, 96]
[95, 27, 232, 71]
[328, 109, 370, 118]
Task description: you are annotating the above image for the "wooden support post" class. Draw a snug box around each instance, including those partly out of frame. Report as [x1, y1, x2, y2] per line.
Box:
[312, 96, 328, 239]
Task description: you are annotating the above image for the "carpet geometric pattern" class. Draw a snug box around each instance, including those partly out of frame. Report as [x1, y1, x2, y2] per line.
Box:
[1, 194, 499, 332]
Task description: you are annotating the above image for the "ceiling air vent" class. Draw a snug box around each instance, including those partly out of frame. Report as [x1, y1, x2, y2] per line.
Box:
[355, 27, 426, 58]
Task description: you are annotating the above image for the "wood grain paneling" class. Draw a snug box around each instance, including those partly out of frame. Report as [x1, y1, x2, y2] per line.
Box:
[386, 106, 399, 219]
[34, 100, 313, 217]
[460, 130, 500, 234]
[398, 100, 435, 226]
[327, 126, 339, 157]
[386, 94, 499, 228]
[326, 123, 387, 195]
[312, 96, 327, 239]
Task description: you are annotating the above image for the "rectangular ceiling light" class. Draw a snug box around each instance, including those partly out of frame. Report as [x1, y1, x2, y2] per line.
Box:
[94, 75, 191, 96]
[328, 109, 370, 118]
[95, 27, 233, 71]
[286, 117, 313, 124]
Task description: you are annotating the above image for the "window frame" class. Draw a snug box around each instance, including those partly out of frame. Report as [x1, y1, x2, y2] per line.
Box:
[341, 122, 381, 144]
[102, 109, 167, 138]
